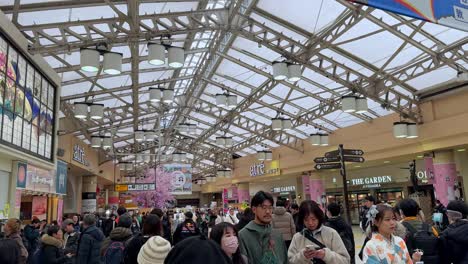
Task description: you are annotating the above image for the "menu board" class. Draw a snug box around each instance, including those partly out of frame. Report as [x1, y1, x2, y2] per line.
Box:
[0, 32, 55, 161]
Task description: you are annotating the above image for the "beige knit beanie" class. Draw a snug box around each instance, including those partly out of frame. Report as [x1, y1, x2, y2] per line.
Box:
[137, 236, 172, 264]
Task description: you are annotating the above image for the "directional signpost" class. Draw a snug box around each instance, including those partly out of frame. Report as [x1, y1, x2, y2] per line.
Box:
[314, 144, 365, 224]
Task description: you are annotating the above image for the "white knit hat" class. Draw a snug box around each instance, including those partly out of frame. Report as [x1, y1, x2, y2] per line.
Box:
[137, 236, 172, 264]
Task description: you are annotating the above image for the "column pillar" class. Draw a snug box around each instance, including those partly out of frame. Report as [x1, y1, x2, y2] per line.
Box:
[237, 183, 250, 204]
[82, 176, 97, 213]
[433, 151, 458, 206]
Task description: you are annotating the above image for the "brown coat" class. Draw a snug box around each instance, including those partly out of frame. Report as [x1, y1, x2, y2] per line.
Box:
[7, 232, 28, 264]
[272, 207, 296, 241]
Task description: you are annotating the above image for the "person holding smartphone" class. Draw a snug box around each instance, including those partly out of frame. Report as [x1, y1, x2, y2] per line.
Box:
[288, 200, 350, 264]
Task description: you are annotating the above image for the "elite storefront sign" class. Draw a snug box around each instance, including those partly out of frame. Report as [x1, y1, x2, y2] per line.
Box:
[249, 160, 280, 177]
[72, 145, 90, 166]
[350, 175, 393, 189]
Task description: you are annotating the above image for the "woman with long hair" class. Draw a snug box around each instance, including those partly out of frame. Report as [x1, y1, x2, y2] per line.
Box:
[210, 222, 247, 264]
[363, 204, 422, 264]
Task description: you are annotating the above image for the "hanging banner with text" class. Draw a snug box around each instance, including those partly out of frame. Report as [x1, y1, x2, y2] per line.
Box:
[348, 0, 468, 31]
[56, 160, 67, 194]
[163, 164, 192, 195]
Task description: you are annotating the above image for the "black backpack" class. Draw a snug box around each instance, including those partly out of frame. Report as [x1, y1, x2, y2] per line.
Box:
[402, 222, 440, 264]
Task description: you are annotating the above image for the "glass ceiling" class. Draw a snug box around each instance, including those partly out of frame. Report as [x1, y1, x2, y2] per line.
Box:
[0, 0, 466, 174]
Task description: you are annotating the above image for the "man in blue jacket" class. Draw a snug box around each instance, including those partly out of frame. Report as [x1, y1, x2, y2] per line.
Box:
[76, 214, 105, 264]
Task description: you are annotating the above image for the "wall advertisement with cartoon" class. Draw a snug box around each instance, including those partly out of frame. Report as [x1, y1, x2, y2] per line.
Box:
[349, 0, 468, 31]
[163, 164, 192, 195]
[0, 33, 55, 161]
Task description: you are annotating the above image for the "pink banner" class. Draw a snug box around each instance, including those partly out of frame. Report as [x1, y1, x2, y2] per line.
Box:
[15, 190, 22, 208]
[309, 179, 325, 204]
[424, 157, 435, 184]
[302, 175, 310, 199]
[32, 196, 47, 221]
[433, 163, 457, 206]
[57, 199, 63, 226]
[237, 189, 250, 203]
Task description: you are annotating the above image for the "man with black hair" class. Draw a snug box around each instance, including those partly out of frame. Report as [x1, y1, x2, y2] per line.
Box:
[173, 211, 200, 244]
[439, 200, 468, 264]
[360, 196, 375, 232]
[398, 198, 440, 264]
[77, 214, 105, 264]
[23, 218, 41, 257]
[115, 206, 127, 225]
[325, 202, 355, 264]
[290, 203, 301, 232]
[100, 213, 134, 264]
[239, 191, 287, 264]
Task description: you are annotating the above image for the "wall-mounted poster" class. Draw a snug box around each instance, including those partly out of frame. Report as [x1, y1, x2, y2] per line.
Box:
[56, 160, 67, 194]
[32, 196, 47, 220]
[0, 33, 55, 161]
[16, 162, 27, 188]
[163, 164, 192, 195]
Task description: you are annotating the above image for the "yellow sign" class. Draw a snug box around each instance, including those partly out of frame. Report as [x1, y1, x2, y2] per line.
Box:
[250, 160, 280, 177]
[115, 185, 128, 192]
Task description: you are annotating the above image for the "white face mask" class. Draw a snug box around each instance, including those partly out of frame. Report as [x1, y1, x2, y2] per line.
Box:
[221, 236, 239, 255]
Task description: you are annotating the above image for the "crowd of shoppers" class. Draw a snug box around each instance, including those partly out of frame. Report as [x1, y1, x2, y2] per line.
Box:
[0, 192, 467, 264]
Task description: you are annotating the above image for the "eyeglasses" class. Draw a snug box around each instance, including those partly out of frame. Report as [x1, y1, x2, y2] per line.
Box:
[257, 205, 273, 211]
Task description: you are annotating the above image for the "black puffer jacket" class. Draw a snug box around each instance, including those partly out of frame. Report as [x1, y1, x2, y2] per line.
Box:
[41, 235, 68, 264]
[440, 219, 468, 264]
[325, 216, 355, 264]
[76, 225, 105, 264]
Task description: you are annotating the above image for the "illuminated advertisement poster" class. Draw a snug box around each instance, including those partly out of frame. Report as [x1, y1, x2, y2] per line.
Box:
[349, 0, 468, 31]
[163, 164, 192, 195]
[32, 196, 47, 220]
[0, 33, 56, 161]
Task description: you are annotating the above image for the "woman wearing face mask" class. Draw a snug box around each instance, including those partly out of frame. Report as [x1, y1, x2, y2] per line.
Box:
[363, 204, 422, 264]
[210, 222, 248, 264]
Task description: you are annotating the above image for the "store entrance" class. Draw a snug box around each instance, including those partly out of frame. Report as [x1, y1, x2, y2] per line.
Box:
[326, 192, 369, 225]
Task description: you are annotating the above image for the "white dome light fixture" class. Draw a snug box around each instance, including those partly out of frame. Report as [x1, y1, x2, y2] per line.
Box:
[355, 97, 368, 114]
[145, 131, 156, 141]
[287, 64, 302, 82]
[149, 87, 162, 102]
[393, 122, 409, 138]
[227, 94, 237, 109]
[148, 43, 166, 66]
[73, 103, 88, 119]
[272, 61, 288, 80]
[80, 48, 100, 72]
[102, 137, 113, 150]
[168, 46, 185, 68]
[91, 136, 102, 148]
[162, 88, 174, 103]
[407, 123, 419, 138]
[103, 52, 123, 75]
[216, 136, 233, 147]
[341, 95, 357, 113]
[271, 117, 292, 131]
[309, 133, 329, 146]
[89, 104, 104, 120]
[257, 150, 273, 161]
[134, 130, 145, 142]
[216, 93, 227, 107]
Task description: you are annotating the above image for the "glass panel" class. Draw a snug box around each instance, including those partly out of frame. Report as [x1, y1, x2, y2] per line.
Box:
[13, 116, 22, 146]
[32, 98, 40, 126]
[45, 133, 52, 159]
[0, 72, 5, 107]
[14, 86, 24, 117]
[22, 120, 31, 150]
[2, 111, 13, 143]
[30, 125, 39, 153]
[46, 109, 53, 134]
[41, 77, 47, 103]
[18, 55, 26, 87]
[0, 36, 6, 73]
[7, 45, 17, 82]
[38, 130, 46, 156]
[40, 104, 47, 132]
[4, 78, 14, 111]
[47, 83, 54, 109]
[33, 69, 41, 99]
[26, 64, 33, 91]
